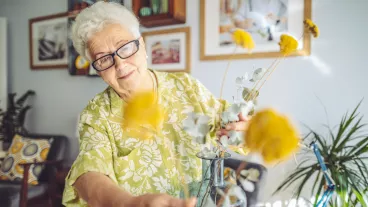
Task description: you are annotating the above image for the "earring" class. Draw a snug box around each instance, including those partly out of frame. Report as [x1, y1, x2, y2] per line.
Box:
[146, 55, 148, 59]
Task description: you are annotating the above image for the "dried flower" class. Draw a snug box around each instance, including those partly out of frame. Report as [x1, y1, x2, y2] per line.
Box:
[121, 90, 165, 139]
[304, 19, 319, 38]
[182, 112, 210, 144]
[249, 68, 266, 82]
[232, 29, 255, 51]
[279, 34, 298, 56]
[235, 73, 249, 88]
[244, 108, 300, 163]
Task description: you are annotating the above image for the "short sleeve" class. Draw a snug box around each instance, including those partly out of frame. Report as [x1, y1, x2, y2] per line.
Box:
[62, 102, 117, 206]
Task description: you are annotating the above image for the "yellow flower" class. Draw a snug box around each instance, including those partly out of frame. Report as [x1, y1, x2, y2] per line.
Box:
[303, 19, 319, 38]
[244, 108, 300, 163]
[121, 90, 165, 139]
[279, 34, 298, 56]
[232, 29, 255, 51]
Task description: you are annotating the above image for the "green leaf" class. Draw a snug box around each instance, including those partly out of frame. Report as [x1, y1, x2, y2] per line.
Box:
[273, 163, 318, 195]
[331, 101, 362, 151]
[353, 145, 368, 157]
[331, 100, 362, 152]
[335, 118, 365, 152]
[346, 136, 368, 157]
[312, 177, 325, 207]
[307, 130, 329, 156]
[273, 166, 314, 194]
[295, 169, 316, 201]
[353, 159, 368, 186]
[352, 188, 368, 207]
[311, 170, 322, 195]
[15, 90, 36, 106]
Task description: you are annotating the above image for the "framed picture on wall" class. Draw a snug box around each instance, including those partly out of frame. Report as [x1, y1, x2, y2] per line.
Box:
[142, 27, 191, 73]
[67, 17, 89, 76]
[29, 12, 69, 69]
[200, 0, 312, 60]
[68, 0, 124, 17]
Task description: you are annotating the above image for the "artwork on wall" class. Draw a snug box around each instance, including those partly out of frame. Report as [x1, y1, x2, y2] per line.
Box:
[200, 0, 312, 60]
[132, 0, 186, 28]
[68, 0, 125, 17]
[29, 12, 69, 69]
[67, 17, 89, 76]
[142, 27, 191, 73]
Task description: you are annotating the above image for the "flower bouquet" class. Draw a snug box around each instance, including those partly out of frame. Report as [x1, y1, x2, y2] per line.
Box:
[122, 19, 324, 207]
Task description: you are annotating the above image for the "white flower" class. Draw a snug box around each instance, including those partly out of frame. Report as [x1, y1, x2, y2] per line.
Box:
[241, 101, 254, 117]
[234, 100, 254, 117]
[221, 104, 241, 126]
[182, 112, 210, 144]
[220, 135, 229, 147]
[197, 142, 217, 159]
[220, 111, 230, 126]
[228, 131, 244, 145]
[235, 72, 249, 88]
[250, 68, 266, 82]
[221, 101, 254, 127]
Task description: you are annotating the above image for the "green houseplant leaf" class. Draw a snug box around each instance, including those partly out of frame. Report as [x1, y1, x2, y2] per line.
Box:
[274, 101, 368, 206]
[0, 90, 35, 144]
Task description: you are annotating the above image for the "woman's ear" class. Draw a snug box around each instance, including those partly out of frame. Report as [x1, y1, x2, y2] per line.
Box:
[139, 36, 145, 47]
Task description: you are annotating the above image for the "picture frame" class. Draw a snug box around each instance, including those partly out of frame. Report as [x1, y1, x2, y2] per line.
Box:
[200, 0, 312, 60]
[68, 0, 124, 18]
[29, 12, 69, 69]
[67, 17, 89, 76]
[142, 27, 191, 73]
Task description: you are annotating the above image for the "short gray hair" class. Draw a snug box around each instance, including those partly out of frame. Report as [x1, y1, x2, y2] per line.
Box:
[70, 1, 140, 61]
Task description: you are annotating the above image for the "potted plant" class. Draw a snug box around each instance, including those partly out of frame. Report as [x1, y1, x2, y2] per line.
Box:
[274, 101, 368, 206]
[0, 90, 36, 149]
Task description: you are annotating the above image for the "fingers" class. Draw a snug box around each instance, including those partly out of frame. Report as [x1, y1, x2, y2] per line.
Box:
[239, 113, 250, 121]
[167, 197, 196, 207]
[217, 114, 251, 137]
[186, 198, 197, 207]
[225, 121, 248, 131]
[216, 129, 229, 137]
[216, 121, 249, 137]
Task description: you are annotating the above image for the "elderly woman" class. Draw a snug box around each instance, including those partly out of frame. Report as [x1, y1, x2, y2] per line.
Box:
[62, 2, 248, 207]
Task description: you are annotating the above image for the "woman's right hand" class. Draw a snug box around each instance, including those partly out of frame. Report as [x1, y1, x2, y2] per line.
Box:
[124, 193, 197, 207]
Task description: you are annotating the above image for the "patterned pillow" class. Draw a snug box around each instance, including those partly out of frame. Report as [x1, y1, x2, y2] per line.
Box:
[0, 134, 53, 185]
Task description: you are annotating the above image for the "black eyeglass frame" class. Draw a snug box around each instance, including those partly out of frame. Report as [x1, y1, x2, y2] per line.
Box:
[91, 39, 140, 72]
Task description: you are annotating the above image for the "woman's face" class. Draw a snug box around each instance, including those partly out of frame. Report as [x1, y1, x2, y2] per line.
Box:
[87, 23, 147, 97]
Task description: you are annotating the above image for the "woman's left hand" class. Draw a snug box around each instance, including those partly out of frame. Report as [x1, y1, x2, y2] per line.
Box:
[216, 113, 250, 137]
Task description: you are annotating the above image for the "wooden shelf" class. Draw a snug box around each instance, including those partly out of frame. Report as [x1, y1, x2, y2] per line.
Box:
[133, 0, 186, 28]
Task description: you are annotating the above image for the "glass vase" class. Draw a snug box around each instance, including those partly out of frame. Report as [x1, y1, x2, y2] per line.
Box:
[195, 152, 246, 207]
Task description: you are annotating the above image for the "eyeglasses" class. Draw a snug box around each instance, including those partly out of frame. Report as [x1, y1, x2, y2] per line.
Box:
[91, 39, 140, 71]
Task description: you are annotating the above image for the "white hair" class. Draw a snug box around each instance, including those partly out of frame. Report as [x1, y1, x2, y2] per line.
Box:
[70, 1, 141, 61]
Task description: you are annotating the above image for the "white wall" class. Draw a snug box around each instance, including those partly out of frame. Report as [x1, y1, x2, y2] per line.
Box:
[0, 0, 107, 166]
[1, 0, 368, 204]
[0, 18, 7, 110]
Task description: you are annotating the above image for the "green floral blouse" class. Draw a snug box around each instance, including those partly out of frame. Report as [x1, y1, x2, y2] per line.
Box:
[62, 70, 228, 206]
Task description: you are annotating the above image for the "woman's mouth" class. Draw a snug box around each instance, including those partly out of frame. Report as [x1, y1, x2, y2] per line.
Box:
[118, 70, 135, 79]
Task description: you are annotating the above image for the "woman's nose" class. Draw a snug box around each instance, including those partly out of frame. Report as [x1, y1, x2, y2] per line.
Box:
[114, 54, 125, 70]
